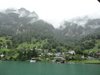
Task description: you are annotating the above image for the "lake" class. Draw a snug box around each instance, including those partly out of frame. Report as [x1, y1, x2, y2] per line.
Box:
[0, 61, 100, 75]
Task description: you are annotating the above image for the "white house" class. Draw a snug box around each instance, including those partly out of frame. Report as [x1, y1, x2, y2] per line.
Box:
[0, 54, 4, 58]
[67, 50, 76, 55]
[81, 55, 85, 59]
[55, 52, 61, 57]
[47, 53, 53, 56]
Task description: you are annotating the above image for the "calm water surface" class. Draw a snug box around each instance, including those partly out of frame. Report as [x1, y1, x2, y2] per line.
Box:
[0, 61, 100, 75]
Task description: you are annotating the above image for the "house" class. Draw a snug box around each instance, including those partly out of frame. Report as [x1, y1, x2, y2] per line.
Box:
[81, 55, 85, 59]
[67, 50, 76, 55]
[55, 52, 61, 57]
[87, 56, 95, 60]
[47, 53, 53, 56]
[95, 52, 100, 57]
[0, 54, 4, 58]
[54, 57, 66, 63]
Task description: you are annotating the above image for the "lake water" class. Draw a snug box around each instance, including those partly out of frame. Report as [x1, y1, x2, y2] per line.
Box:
[0, 61, 100, 75]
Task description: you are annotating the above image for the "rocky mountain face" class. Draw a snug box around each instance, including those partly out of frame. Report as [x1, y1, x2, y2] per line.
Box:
[59, 17, 100, 38]
[0, 8, 100, 45]
[0, 8, 55, 44]
[0, 8, 38, 35]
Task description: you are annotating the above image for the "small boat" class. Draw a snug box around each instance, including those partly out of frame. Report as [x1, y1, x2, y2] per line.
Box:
[30, 60, 36, 63]
[30, 58, 36, 63]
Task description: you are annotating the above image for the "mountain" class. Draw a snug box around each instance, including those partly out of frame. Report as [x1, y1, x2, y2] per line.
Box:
[0, 8, 100, 61]
[0, 8, 56, 46]
[59, 17, 100, 38]
[0, 8, 38, 36]
[0, 8, 100, 49]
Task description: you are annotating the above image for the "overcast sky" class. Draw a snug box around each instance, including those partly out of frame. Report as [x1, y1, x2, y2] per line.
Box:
[0, 0, 100, 27]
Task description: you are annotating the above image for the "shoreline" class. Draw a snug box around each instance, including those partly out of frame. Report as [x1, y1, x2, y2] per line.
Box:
[0, 60, 100, 64]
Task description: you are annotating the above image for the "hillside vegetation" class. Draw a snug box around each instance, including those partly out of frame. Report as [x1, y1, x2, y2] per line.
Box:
[0, 8, 100, 62]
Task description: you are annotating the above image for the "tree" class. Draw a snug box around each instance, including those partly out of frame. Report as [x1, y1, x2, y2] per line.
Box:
[0, 37, 12, 49]
[80, 39, 95, 50]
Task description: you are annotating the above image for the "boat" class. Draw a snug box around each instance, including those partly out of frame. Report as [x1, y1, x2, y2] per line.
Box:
[30, 58, 36, 63]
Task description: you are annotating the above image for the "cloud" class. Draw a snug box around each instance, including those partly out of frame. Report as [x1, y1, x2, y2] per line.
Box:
[0, 0, 100, 27]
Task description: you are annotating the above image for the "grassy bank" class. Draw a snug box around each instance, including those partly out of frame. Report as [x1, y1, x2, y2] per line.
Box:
[68, 60, 100, 64]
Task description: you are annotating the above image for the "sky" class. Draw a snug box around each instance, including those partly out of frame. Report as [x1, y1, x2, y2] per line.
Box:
[0, 0, 100, 28]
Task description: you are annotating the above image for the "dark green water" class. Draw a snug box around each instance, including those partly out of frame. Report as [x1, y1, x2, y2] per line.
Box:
[0, 61, 100, 75]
